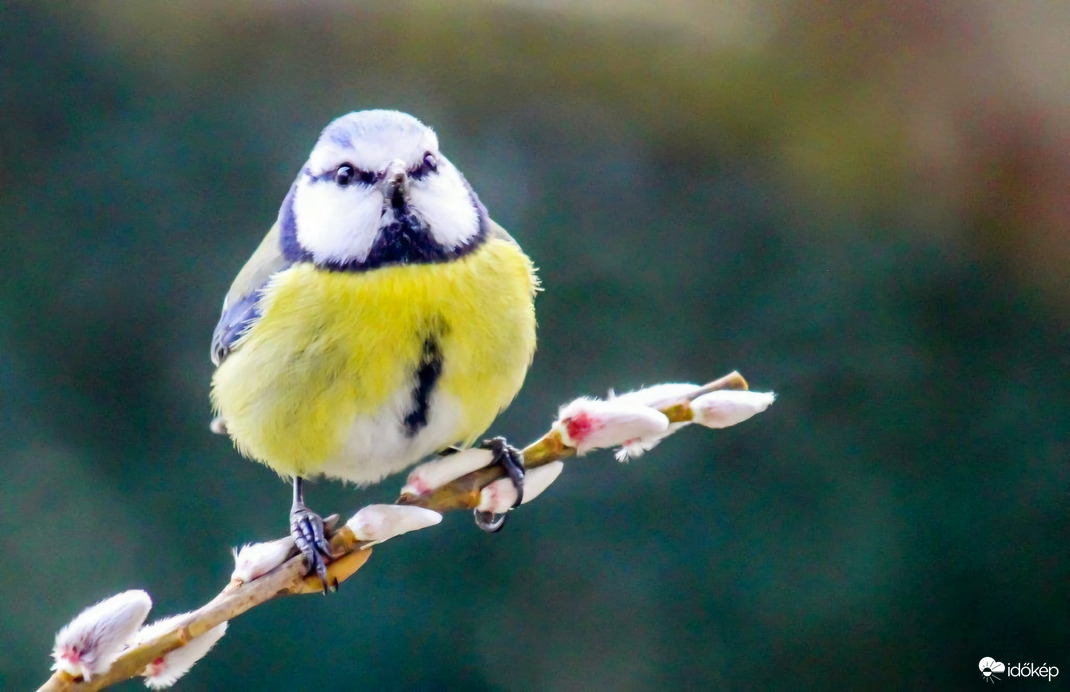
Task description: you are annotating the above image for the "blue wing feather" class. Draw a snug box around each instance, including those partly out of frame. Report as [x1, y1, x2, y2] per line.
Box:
[211, 222, 292, 366]
[211, 290, 268, 366]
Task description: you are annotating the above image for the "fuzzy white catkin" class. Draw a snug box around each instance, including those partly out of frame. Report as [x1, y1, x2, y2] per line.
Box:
[611, 382, 701, 408]
[554, 397, 670, 454]
[52, 590, 153, 680]
[346, 504, 442, 545]
[477, 460, 565, 513]
[230, 536, 295, 584]
[690, 390, 776, 428]
[136, 614, 228, 689]
[402, 448, 495, 495]
[609, 383, 701, 459]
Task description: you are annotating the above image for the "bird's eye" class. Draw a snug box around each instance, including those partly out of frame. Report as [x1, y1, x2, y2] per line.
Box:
[335, 165, 377, 187]
[335, 164, 355, 186]
[411, 152, 438, 180]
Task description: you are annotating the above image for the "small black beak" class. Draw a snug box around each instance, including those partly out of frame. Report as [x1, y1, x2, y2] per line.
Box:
[387, 173, 407, 211]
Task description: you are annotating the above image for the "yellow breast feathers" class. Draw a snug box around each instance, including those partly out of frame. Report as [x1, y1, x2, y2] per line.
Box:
[211, 236, 537, 480]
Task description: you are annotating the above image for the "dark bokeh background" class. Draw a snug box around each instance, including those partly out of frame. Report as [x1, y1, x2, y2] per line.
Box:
[2, 1, 1067, 689]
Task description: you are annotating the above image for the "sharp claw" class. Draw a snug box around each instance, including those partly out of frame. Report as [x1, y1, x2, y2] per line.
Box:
[305, 548, 329, 593]
[314, 560, 329, 593]
[474, 509, 508, 533]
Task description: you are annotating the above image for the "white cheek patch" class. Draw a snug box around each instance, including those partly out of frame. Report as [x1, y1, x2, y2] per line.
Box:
[409, 163, 481, 250]
[293, 180, 383, 265]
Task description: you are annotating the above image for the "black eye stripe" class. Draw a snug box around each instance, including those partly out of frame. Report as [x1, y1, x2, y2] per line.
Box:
[306, 156, 437, 185]
[306, 164, 379, 187]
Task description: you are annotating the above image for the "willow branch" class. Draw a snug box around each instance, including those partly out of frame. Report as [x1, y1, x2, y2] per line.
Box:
[37, 370, 750, 691]
[396, 370, 749, 511]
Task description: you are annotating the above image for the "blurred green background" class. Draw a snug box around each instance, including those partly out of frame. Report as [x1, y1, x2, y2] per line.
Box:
[2, 1, 1067, 689]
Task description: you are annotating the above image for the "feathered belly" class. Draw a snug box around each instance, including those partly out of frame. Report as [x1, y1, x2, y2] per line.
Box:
[210, 238, 537, 483]
[317, 384, 465, 484]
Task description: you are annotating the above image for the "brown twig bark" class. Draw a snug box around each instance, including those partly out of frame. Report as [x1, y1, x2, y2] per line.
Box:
[37, 371, 748, 691]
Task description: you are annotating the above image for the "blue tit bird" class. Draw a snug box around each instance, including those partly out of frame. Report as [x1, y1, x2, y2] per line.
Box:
[210, 110, 537, 586]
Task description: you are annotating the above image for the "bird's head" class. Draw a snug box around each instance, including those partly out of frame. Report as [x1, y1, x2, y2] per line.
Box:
[282, 110, 485, 270]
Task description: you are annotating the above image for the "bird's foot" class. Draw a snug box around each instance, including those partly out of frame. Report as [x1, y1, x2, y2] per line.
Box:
[290, 503, 334, 593]
[474, 436, 525, 533]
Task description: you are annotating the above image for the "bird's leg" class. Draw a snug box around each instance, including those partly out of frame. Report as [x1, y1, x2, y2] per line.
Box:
[474, 436, 525, 533]
[289, 476, 333, 592]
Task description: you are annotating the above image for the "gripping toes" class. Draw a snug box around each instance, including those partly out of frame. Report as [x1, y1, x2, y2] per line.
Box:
[473, 436, 526, 533]
[484, 436, 525, 508]
[290, 506, 333, 592]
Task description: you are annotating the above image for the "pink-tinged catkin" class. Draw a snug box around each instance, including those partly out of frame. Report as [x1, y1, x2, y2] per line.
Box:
[477, 461, 565, 513]
[51, 590, 153, 681]
[135, 614, 228, 689]
[553, 397, 669, 455]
